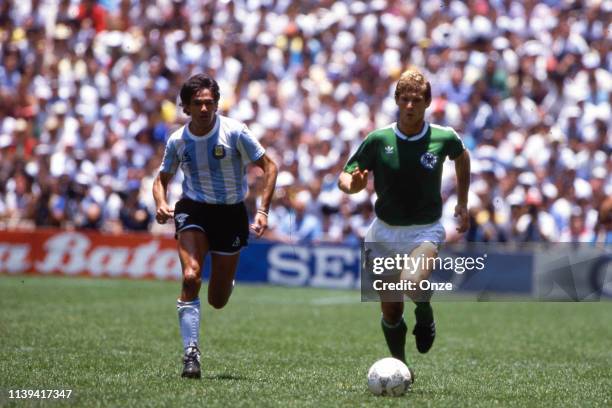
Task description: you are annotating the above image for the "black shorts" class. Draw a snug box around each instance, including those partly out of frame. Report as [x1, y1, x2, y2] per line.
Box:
[173, 198, 249, 254]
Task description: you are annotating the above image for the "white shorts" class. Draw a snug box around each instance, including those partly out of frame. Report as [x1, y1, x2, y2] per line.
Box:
[365, 218, 446, 246]
[363, 218, 446, 277]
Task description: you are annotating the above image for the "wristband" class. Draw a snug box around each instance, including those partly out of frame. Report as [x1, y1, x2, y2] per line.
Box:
[257, 209, 269, 217]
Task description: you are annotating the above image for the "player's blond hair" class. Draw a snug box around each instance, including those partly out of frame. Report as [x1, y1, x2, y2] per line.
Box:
[394, 67, 431, 101]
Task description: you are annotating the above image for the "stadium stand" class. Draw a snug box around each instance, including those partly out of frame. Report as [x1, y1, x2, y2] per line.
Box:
[0, 0, 609, 243]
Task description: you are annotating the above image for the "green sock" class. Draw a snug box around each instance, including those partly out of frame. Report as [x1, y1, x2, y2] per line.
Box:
[381, 317, 407, 363]
[414, 302, 433, 325]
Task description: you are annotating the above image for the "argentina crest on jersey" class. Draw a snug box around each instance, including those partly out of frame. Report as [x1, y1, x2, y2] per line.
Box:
[420, 152, 438, 170]
[213, 144, 226, 159]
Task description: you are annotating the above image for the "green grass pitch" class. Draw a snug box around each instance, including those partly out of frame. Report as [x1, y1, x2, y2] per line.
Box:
[1, 275, 611, 407]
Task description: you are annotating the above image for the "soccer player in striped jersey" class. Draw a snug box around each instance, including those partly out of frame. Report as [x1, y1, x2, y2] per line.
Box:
[153, 73, 278, 379]
[338, 67, 471, 368]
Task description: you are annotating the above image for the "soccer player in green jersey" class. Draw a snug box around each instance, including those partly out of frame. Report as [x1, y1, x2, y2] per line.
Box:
[338, 67, 471, 365]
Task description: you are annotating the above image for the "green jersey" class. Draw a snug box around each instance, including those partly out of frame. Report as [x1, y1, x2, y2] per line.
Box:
[344, 122, 465, 226]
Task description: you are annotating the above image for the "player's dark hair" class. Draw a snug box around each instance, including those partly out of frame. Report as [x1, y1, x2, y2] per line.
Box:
[179, 73, 220, 106]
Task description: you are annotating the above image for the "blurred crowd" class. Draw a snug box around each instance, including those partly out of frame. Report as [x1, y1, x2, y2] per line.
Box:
[0, 0, 610, 243]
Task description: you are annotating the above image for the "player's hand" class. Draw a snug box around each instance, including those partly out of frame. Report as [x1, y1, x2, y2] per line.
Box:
[155, 203, 174, 224]
[350, 168, 368, 192]
[250, 211, 268, 238]
[454, 204, 469, 233]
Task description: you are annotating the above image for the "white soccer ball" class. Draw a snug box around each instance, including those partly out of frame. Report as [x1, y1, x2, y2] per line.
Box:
[367, 357, 412, 396]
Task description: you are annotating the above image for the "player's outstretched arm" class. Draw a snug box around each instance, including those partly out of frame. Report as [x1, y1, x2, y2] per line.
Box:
[153, 172, 174, 224]
[452, 150, 471, 233]
[338, 168, 369, 194]
[251, 154, 278, 237]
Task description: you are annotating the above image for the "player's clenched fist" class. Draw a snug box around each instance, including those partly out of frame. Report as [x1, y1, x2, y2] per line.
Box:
[249, 211, 268, 238]
[350, 168, 369, 192]
[454, 204, 469, 233]
[338, 166, 369, 194]
[155, 203, 174, 224]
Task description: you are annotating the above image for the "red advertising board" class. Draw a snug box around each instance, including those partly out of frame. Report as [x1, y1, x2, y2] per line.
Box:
[0, 229, 181, 280]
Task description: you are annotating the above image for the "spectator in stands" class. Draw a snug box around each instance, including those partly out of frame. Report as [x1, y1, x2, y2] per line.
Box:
[77, 0, 106, 32]
[119, 184, 151, 232]
[272, 190, 323, 244]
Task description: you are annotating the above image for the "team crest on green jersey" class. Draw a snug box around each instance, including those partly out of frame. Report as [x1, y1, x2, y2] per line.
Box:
[213, 144, 226, 159]
[420, 152, 438, 170]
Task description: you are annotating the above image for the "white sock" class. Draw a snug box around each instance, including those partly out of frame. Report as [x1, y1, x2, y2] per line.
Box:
[177, 298, 201, 351]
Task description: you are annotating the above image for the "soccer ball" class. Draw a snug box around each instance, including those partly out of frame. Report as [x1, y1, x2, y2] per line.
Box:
[367, 357, 412, 396]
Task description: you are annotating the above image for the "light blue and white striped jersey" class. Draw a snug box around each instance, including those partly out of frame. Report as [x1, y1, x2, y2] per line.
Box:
[159, 114, 265, 204]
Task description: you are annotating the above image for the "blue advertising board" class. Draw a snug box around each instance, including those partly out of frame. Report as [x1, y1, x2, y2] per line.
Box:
[206, 241, 536, 294]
